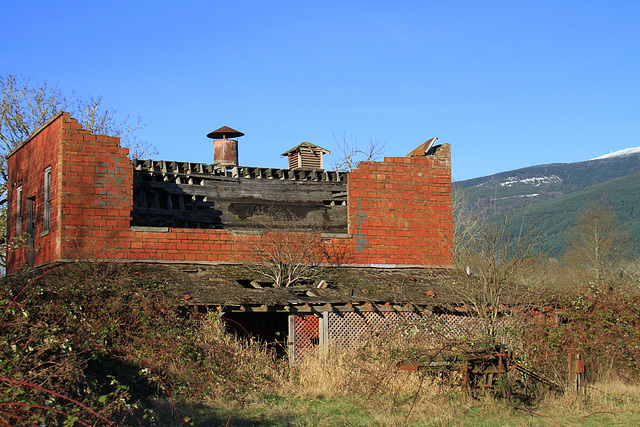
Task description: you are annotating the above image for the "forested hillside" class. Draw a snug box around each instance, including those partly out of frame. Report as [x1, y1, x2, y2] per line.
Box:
[504, 171, 640, 257]
[458, 149, 640, 257]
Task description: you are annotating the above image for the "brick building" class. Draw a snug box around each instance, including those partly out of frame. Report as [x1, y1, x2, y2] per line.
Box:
[6, 112, 454, 358]
[6, 112, 453, 274]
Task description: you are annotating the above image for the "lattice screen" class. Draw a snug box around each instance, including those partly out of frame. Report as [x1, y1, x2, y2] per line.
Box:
[435, 314, 486, 340]
[293, 315, 319, 358]
[326, 312, 492, 347]
[292, 311, 516, 358]
[328, 311, 422, 346]
[433, 314, 520, 345]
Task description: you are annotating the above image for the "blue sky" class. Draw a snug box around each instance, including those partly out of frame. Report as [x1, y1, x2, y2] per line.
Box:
[3, 0, 639, 181]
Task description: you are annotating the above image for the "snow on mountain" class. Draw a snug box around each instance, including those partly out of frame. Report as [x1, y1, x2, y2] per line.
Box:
[499, 175, 562, 187]
[474, 175, 562, 188]
[591, 147, 640, 160]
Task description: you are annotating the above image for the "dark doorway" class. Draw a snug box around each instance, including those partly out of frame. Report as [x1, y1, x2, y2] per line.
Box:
[223, 312, 289, 356]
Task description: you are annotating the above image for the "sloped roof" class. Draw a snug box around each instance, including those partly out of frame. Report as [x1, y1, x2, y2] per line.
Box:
[281, 142, 331, 158]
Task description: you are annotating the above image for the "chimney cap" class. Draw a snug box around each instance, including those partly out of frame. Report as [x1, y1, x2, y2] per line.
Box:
[207, 126, 244, 139]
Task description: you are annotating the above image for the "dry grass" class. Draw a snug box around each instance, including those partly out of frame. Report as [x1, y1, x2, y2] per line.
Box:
[145, 322, 640, 426]
[145, 312, 640, 426]
[281, 332, 458, 400]
[196, 313, 288, 394]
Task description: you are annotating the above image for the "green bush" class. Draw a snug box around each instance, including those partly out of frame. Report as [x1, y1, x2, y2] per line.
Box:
[523, 283, 640, 384]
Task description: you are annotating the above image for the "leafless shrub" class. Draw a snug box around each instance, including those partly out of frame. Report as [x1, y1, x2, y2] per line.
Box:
[563, 200, 628, 283]
[450, 202, 537, 341]
[240, 208, 326, 287]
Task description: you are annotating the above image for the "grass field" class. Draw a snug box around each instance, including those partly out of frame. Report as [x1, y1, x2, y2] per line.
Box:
[149, 341, 640, 427]
[152, 379, 640, 426]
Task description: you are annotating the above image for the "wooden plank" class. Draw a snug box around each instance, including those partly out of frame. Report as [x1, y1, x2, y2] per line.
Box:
[134, 179, 347, 203]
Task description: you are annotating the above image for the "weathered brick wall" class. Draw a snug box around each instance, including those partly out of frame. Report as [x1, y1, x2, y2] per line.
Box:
[6, 114, 452, 273]
[56, 114, 132, 261]
[7, 115, 63, 272]
[347, 145, 453, 267]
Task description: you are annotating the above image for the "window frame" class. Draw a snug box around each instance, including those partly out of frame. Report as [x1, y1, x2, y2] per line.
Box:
[42, 166, 51, 236]
[16, 186, 22, 236]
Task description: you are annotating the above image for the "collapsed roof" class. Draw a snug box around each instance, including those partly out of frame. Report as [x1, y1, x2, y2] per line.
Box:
[129, 263, 467, 313]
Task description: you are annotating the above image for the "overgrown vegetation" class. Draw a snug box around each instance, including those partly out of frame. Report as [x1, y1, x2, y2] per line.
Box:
[3, 196, 640, 424]
[0, 263, 282, 425]
[1, 261, 640, 425]
[452, 195, 536, 339]
[524, 282, 640, 383]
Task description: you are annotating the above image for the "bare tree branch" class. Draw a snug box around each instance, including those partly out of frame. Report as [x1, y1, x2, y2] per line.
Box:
[564, 200, 628, 282]
[450, 199, 537, 340]
[331, 130, 386, 171]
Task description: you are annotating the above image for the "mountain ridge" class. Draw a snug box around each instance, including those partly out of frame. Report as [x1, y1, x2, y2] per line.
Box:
[458, 148, 640, 256]
[460, 150, 640, 211]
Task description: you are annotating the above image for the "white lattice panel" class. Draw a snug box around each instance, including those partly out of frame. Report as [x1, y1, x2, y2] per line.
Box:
[292, 311, 520, 357]
[436, 314, 486, 340]
[325, 312, 509, 347]
[328, 311, 423, 346]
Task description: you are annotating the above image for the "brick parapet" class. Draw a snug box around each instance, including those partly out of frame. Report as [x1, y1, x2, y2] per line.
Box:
[57, 114, 133, 261]
[347, 144, 453, 266]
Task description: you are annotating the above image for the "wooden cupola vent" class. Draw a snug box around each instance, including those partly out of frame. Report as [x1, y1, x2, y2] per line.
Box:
[280, 142, 330, 170]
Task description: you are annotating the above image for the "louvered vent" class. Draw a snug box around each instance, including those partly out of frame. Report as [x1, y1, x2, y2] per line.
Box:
[281, 142, 330, 170]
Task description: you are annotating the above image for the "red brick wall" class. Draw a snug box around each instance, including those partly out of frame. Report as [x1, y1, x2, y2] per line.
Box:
[56, 114, 132, 261]
[6, 114, 452, 273]
[347, 145, 453, 267]
[7, 114, 63, 272]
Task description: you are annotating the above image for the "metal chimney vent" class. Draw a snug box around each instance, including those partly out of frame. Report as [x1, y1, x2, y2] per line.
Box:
[207, 126, 244, 167]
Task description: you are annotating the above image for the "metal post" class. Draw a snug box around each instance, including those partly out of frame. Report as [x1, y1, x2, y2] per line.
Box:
[568, 352, 586, 394]
[568, 352, 574, 391]
[575, 353, 585, 395]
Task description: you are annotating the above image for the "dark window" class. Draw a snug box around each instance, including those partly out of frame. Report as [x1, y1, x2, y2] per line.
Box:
[16, 186, 22, 235]
[43, 167, 51, 234]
